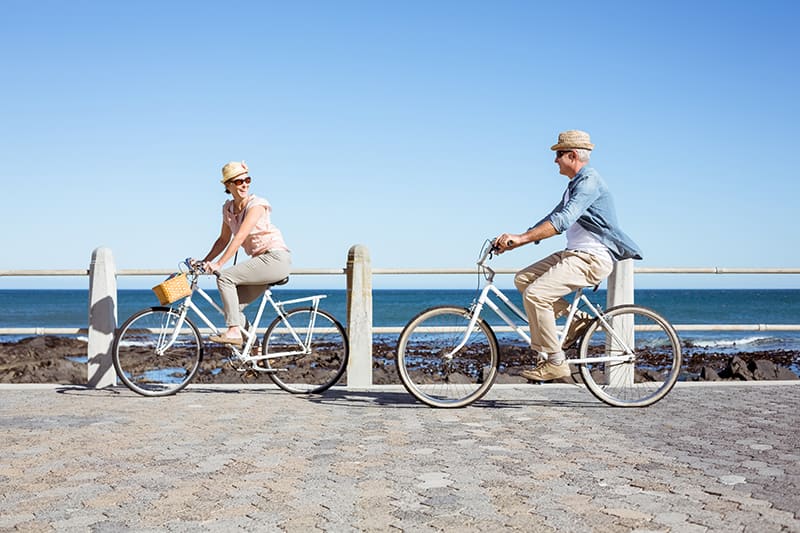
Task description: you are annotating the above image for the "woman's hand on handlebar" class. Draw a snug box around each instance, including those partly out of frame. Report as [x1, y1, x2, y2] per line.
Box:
[186, 258, 219, 276]
[203, 261, 222, 276]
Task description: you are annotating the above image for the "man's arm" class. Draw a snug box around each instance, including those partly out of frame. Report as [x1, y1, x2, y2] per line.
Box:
[494, 220, 558, 253]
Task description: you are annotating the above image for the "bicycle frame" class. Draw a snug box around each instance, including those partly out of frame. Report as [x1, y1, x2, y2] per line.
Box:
[454, 245, 635, 366]
[157, 278, 325, 365]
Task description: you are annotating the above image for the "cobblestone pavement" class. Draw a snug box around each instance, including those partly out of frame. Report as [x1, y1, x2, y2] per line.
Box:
[1, 382, 799, 532]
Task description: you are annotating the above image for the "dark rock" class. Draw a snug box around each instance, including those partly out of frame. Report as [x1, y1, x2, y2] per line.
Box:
[727, 355, 754, 380]
[2, 336, 799, 385]
[638, 369, 663, 382]
[751, 359, 778, 380]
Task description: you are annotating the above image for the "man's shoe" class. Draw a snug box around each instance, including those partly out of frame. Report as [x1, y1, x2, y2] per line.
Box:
[208, 334, 244, 347]
[520, 361, 571, 382]
[563, 314, 593, 348]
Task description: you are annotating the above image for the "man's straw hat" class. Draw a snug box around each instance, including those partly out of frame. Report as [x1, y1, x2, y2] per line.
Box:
[220, 161, 249, 184]
[550, 130, 595, 151]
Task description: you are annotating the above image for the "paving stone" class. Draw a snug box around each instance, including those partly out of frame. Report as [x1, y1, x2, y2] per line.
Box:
[0, 382, 799, 531]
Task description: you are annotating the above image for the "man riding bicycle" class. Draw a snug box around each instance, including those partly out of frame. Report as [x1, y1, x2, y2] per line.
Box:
[494, 130, 642, 382]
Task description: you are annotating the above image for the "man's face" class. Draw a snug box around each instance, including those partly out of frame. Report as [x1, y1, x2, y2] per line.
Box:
[555, 149, 574, 176]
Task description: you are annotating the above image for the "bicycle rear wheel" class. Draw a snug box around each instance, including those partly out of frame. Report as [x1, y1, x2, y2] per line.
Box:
[396, 306, 499, 408]
[112, 307, 203, 397]
[577, 305, 682, 407]
[262, 307, 349, 394]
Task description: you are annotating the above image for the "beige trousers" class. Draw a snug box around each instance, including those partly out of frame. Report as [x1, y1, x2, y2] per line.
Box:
[514, 250, 613, 354]
[217, 249, 292, 328]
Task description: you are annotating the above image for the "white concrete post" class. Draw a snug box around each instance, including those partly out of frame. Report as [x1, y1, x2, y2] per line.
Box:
[88, 247, 118, 388]
[346, 244, 373, 389]
[606, 259, 634, 386]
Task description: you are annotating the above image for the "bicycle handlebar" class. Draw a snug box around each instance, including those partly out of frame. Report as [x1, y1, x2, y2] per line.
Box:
[183, 258, 220, 278]
[477, 239, 513, 265]
[477, 240, 498, 282]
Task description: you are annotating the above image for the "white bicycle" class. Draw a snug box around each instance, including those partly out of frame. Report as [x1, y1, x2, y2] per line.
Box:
[396, 241, 682, 408]
[112, 259, 349, 397]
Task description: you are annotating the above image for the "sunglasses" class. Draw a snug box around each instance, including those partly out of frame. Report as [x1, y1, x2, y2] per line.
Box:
[229, 177, 251, 186]
[556, 150, 573, 159]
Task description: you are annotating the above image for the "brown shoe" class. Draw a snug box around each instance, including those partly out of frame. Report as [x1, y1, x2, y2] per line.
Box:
[520, 361, 571, 382]
[208, 334, 243, 347]
[563, 314, 593, 348]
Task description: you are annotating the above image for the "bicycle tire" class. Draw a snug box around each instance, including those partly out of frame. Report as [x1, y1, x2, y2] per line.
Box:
[262, 307, 349, 394]
[396, 306, 500, 408]
[112, 307, 203, 397]
[577, 305, 682, 407]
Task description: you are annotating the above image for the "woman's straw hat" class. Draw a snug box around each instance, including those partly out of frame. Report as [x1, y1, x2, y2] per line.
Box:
[220, 161, 249, 184]
[550, 130, 594, 151]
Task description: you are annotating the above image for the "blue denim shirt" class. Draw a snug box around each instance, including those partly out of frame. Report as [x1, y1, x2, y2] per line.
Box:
[533, 166, 643, 261]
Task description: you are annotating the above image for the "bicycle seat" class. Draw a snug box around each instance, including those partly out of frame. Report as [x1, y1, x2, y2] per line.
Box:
[270, 277, 290, 287]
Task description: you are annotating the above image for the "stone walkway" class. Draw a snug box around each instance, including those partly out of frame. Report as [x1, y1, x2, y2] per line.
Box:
[1, 382, 799, 532]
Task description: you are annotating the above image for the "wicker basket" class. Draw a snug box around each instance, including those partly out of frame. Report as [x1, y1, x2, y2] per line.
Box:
[152, 273, 191, 305]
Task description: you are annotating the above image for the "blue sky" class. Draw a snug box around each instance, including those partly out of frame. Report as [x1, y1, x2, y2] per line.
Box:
[1, 0, 798, 290]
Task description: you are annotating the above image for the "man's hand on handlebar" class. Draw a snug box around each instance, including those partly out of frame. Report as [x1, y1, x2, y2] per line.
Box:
[492, 233, 519, 254]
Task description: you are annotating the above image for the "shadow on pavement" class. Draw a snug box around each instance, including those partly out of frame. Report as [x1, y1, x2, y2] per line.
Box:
[53, 385, 606, 410]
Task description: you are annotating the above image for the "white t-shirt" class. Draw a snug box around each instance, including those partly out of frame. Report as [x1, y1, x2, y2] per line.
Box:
[562, 188, 614, 266]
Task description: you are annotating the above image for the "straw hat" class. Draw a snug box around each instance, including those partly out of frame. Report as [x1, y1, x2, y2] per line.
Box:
[220, 161, 249, 184]
[550, 130, 594, 151]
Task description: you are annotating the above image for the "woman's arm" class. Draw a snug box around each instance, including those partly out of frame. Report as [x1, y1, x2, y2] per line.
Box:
[202, 221, 232, 263]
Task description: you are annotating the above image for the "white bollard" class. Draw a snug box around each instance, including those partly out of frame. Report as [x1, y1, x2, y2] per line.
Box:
[87, 247, 118, 388]
[346, 244, 373, 389]
[606, 259, 635, 386]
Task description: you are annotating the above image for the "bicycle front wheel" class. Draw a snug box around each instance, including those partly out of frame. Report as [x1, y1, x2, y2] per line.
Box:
[578, 305, 682, 407]
[396, 306, 499, 408]
[112, 307, 203, 397]
[262, 308, 349, 394]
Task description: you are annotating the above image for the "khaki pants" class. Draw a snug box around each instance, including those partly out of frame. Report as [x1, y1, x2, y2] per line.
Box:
[514, 250, 613, 354]
[217, 249, 292, 328]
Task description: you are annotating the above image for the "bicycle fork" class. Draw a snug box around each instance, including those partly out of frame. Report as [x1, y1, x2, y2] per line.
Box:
[155, 306, 190, 356]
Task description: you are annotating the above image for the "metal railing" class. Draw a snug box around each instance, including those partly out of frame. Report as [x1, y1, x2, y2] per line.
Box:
[1, 246, 799, 388]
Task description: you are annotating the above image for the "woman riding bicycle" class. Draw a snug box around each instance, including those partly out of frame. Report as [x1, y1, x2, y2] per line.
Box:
[200, 161, 291, 347]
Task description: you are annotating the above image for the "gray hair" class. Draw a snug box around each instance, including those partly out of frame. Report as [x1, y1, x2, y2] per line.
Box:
[574, 149, 591, 162]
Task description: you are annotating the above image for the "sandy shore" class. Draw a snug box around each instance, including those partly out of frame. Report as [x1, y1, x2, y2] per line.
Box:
[1, 335, 798, 385]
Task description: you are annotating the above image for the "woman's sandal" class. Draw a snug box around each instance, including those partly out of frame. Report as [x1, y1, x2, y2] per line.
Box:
[208, 334, 243, 347]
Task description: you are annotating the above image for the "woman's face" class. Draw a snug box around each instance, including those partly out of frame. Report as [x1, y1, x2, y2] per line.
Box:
[226, 176, 251, 197]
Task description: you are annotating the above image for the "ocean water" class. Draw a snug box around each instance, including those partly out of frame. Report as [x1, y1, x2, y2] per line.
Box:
[1, 288, 799, 355]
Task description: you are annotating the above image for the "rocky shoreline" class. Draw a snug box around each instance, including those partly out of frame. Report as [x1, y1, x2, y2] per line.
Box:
[1, 336, 798, 385]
